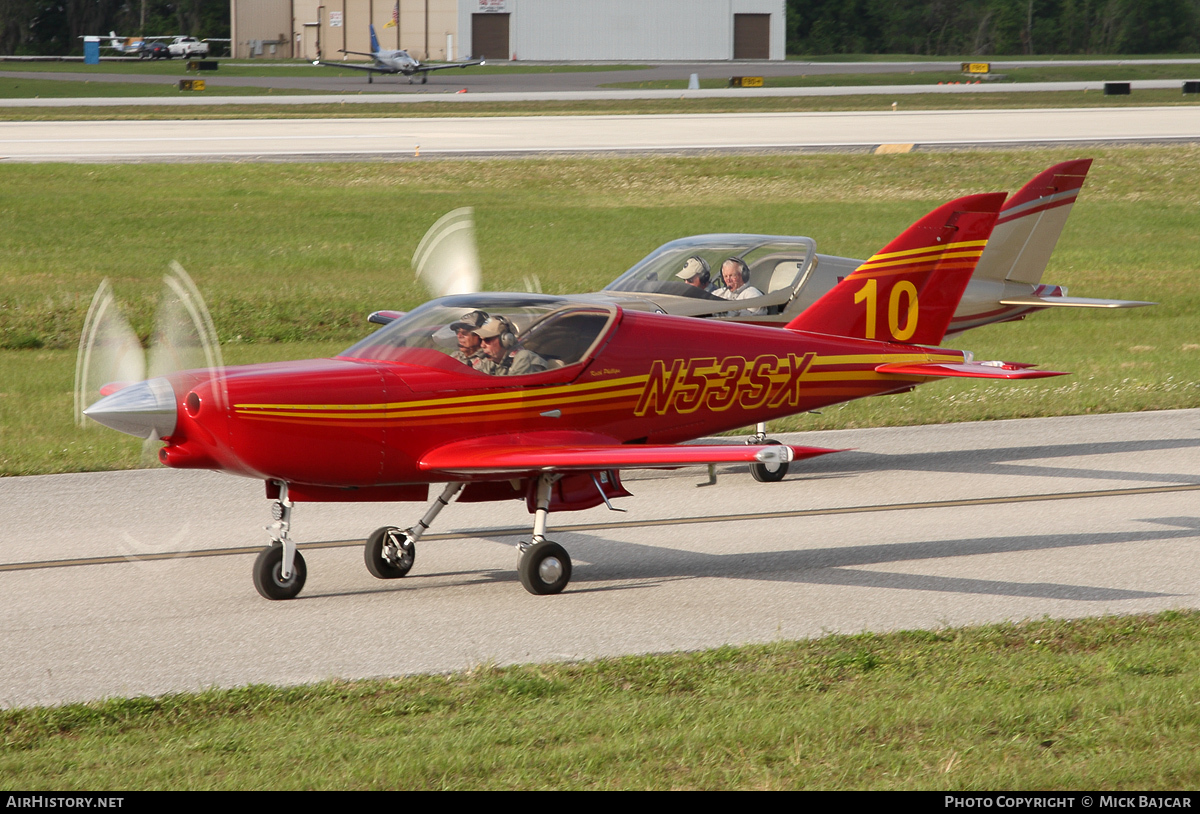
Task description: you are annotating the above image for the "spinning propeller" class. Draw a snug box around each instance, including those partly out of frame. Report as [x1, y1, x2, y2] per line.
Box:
[412, 207, 482, 298]
[75, 262, 224, 462]
[412, 207, 542, 298]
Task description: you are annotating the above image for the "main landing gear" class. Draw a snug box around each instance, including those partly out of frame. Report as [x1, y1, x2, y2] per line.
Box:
[360, 475, 574, 596]
[748, 422, 789, 483]
[253, 475, 577, 600]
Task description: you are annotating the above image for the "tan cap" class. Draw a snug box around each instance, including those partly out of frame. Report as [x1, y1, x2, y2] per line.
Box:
[675, 256, 709, 281]
[474, 316, 510, 340]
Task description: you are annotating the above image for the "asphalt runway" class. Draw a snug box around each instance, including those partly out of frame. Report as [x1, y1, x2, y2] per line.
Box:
[2, 410, 1198, 708]
[3, 106, 1199, 161]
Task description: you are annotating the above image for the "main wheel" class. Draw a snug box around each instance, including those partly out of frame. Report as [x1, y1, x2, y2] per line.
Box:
[518, 541, 572, 596]
[365, 526, 415, 579]
[749, 439, 789, 483]
[253, 544, 307, 600]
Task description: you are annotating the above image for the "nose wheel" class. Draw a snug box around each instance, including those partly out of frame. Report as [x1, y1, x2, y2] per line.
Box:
[253, 544, 307, 600]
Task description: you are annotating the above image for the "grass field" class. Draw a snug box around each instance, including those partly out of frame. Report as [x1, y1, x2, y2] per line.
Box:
[0, 103, 1197, 791]
[2, 57, 1199, 120]
[2, 611, 1196, 789]
[1, 146, 1197, 475]
[606, 62, 1200, 89]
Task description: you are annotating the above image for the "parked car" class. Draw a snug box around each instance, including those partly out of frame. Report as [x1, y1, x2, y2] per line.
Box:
[141, 41, 170, 59]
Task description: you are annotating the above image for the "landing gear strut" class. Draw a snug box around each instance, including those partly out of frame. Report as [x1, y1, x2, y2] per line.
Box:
[253, 481, 307, 600]
[364, 483, 464, 580]
[516, 474, 572, 595]
[748, 421, 789, 483]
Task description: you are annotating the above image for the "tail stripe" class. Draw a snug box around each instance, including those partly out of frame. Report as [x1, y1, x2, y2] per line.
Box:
[861, 239, 989, 264]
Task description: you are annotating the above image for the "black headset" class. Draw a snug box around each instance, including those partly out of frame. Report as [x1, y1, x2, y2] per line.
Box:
[723, 257, 750, 286]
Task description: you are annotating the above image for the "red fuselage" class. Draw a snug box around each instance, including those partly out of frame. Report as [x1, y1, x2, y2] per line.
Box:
[159, 302, 962, 494]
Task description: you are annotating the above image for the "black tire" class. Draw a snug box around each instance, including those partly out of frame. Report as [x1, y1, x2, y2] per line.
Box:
[253, 544, 307, 600]
[750, 439, 789, 483]
[365, 526, 415, 579]
[518, 541, 571, 596]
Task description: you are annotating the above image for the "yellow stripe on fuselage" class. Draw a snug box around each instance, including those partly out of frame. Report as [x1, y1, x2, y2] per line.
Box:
[232, 352, 963, 423]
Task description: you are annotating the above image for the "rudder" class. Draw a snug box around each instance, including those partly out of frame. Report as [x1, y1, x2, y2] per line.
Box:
[975, 159, 1092, 284]
[786, 192, 1006, 346]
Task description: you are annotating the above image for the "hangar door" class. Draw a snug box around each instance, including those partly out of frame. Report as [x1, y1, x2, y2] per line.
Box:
[472, 13, 509, 61]
[733, 14, 770, 60]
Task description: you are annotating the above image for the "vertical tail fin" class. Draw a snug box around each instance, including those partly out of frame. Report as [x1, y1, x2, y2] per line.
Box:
[370, 24, 380, 54]
[974, 159, 1092, 285]
[786, 193, 1006, 346]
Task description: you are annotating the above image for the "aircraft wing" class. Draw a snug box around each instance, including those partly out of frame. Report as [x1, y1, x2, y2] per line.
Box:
[998, 294, 1155, 309]
[316, 59, 395, 74]
[418, 432, 838, 476]
[875, 360, 1068, 379]
[417, 59, 486, 73]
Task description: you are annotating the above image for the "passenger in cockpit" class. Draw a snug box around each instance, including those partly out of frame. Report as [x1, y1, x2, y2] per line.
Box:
[713, 258, 766, 316]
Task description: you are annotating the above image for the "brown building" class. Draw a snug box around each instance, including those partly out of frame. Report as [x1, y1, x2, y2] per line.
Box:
[230, 0, 784, 62]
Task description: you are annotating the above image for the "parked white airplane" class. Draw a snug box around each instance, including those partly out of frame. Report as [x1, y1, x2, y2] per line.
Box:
[314, 24, 484, 84]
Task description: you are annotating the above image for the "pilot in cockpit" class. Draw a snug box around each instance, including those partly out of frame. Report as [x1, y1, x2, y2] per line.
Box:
[674, 256, 711, 290]
[472, 316, 548, 376]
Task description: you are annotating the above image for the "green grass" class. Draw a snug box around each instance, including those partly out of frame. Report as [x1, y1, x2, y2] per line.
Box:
[0, 58, 646, 99]
[605, 63, 1200, 90]
[2, 611, 1196, 789]
[0, 77, 323, 98]
[1, 147, 1198, 475]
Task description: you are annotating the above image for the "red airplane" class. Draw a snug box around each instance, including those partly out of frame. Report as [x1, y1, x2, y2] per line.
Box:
[82, 192, 1065, 600]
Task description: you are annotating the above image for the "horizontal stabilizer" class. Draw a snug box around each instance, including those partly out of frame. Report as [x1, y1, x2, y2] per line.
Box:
[419, 432, 840, 476]
[875, 360, 1068, 380]
[998, 295, 1155, 309]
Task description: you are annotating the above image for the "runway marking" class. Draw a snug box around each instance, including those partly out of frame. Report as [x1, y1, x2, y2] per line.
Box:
[4, 481, 1198, 574]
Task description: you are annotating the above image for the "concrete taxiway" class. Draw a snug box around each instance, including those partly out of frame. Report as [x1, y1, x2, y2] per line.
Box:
[2, 410, 1197, 708]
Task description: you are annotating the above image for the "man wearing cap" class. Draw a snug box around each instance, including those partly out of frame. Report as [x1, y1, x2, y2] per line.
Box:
[473, 316, 548, 376]
[674, 256, 711, 289]
[450, 310, 489, 366]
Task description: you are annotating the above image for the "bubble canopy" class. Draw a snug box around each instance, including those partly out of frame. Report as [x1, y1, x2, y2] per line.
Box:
[339, 294, 618, 373]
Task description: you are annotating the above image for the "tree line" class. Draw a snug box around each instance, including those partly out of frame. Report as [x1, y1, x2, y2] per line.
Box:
[787, 0, 1200, 55]
[0, 0, 1196, 57]
[0, 0, 229, 56]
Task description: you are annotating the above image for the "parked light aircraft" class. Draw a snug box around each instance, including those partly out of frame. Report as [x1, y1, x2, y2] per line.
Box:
[86, 32, 222, 59]
[78, 193, 1065, 601]
[95, 32, 147, 56]
[314, 24, 484, 83]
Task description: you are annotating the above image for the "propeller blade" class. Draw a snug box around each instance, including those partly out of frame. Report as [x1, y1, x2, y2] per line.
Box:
[74, 280, 145, 428]
[147, 262, 226, 409]
[412, 207, 482, 298]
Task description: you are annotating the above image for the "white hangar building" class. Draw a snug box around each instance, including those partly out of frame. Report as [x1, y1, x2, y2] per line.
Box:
[230, 0, 785, 62]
